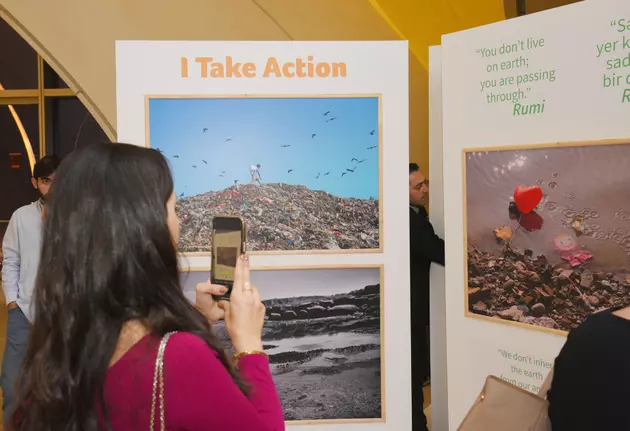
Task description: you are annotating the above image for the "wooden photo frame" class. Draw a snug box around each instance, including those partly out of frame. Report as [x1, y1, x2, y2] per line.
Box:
[145, 94, 384, 257]
[180, 264, 386, 425]
[462, 138, 630, 336]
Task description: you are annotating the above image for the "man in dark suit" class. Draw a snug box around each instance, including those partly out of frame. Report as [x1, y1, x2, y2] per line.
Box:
[409, 163, 445, 431]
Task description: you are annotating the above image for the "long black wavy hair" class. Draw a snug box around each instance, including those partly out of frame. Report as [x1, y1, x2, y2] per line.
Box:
[12, 142, 246, 431]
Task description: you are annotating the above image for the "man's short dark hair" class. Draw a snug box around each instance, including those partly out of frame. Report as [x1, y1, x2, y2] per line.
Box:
[409, 163, 419, 175]
[33, 155, 61, 179]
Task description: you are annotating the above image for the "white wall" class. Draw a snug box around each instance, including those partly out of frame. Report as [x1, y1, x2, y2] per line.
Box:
[428, 45, 449, 431]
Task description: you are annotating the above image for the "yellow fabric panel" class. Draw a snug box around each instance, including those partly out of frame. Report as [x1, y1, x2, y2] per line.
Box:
[370, 0, 506, 69]
[369, 0, 505, 177]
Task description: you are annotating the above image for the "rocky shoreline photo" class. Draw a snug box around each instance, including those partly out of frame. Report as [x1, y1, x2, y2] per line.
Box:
[181, 267, 383, 421]
[467, 245, 630, 332]
[213, 282, 382, 421]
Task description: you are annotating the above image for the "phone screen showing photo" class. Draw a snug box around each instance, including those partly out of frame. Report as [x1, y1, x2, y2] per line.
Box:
[212, 223, 242, 282]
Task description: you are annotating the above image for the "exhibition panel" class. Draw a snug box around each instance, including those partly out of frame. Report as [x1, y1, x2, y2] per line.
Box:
[438, 2, 630, 428]
[116, 41, 410, 430]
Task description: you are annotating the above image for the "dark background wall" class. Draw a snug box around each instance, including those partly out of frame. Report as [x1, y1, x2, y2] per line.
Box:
[0, 16, 108, 243]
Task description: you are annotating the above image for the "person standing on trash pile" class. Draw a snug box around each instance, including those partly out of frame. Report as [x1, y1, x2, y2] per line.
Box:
[250, 164, 262, 185]
[409, 162, 444, 431]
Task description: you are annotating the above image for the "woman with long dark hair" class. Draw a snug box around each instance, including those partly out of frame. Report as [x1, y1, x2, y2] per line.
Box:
[11, 142, 284, 431]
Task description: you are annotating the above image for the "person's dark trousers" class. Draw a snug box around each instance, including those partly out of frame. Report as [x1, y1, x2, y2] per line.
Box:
[1, 307, 30, 429]
[424, 324, 431, 381]
[412, 328, 430, 431]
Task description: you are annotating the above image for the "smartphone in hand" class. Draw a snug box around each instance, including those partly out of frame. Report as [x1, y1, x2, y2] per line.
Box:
[211, 216, 246, 300]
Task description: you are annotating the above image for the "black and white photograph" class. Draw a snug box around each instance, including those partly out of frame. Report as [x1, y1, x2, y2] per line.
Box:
[180, 266, 383, 422]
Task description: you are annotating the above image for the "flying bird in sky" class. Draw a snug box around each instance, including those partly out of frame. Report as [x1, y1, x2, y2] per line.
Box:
[326, 117, 337, 123]
[370, 129, 375, 135]
[341, 172, 347, 178]
[367, 146, 377, 150]
[316, 172, 320, 179]
[202, 160, 208, 164]
[173, 155, 179, 158]
[225, 138, 232, 142]
[155, 148, 163, 153]
[220, 170, 226, 174]
[346, 167, 356, 173]
[288, 169, 294, 174]
[324, 111, 331, 116]
[203, 128, 208, 133]
[234, 180, 239, 185]
[311, 134, 316, 139]
[324, 172, 330, 176]
[179, 193, 184, 197]
[280, 145, 291, 148]
[192, 165, 197, 169]
[356, 158, 367, 164]
[219, 174, 225, 177]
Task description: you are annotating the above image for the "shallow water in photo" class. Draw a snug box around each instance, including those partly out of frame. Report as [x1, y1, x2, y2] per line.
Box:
[265, 332, 380, 355]
[466, 143, 630, 272]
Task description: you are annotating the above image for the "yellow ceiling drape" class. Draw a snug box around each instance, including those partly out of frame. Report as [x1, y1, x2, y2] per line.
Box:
[370, 0, 506, 69]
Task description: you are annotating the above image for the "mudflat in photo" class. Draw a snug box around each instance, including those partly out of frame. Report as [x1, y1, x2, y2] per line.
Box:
[147, 95, 382, 254]
[464, 140, 630, 334]
[180, 266, 383, 423]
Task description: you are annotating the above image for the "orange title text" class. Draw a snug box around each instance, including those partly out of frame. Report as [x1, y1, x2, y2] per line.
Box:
[180, 56, 347, 79]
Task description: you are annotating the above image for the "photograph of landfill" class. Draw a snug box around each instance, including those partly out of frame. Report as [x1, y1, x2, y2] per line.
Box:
[147, 95, 381, 254]
[180, 266, 384, 422]
[464, 141, 630, 334]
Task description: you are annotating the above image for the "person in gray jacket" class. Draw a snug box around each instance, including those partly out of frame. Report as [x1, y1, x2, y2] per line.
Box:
[1, 155, 60, 425]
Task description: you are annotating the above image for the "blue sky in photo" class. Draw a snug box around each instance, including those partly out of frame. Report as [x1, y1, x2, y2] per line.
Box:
[148, 97, 379, 199]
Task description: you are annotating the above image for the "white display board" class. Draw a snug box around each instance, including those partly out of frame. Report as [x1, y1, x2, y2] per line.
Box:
[428, 45, 449, 431]
[440, 2, 630, 428]
[116, 41, 410, 431]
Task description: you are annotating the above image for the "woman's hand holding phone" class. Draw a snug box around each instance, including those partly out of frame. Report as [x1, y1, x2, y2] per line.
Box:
[218, 255, 266, 354]
[195, 283, 228, 323]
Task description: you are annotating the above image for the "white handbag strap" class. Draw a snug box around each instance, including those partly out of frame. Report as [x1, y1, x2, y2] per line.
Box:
[150, 331, 177, 431]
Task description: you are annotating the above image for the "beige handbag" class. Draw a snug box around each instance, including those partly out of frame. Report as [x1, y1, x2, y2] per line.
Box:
[457, 369, 554, 431]
[150, 331, 177, 431]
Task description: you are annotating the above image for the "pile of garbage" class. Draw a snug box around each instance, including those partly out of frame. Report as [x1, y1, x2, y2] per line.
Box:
[467, 245, 630, 332]
[176, 183, 379, 252]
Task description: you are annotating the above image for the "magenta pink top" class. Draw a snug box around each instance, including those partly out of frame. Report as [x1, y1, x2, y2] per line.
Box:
[102, 332, 285, 430]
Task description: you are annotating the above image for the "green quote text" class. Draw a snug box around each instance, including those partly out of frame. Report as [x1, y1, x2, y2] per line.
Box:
[497, 348, 553, 393]
[475, 36, 554, 117]
[598, 18, 630, 102]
